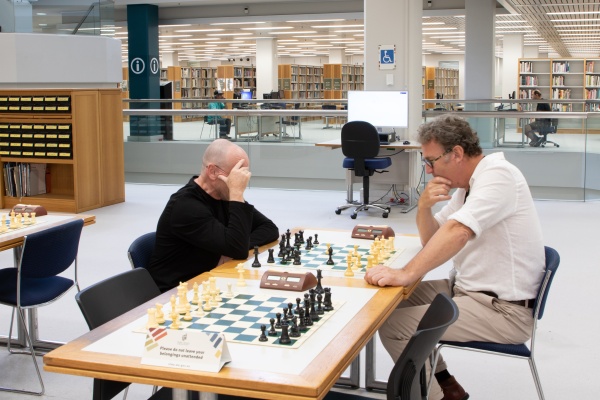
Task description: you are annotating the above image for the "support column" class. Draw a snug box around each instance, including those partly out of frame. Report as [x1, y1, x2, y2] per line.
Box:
[127, 4, 162, 141]
[464, 0, 496, 147]
[502, 34, 523, 100]
[329, 48, 346, 64]
[162, 51, 179, 68]
[256, 38, 278, 99]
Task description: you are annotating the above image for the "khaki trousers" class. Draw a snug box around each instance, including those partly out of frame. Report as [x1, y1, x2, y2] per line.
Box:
[378, 279, 535, 400]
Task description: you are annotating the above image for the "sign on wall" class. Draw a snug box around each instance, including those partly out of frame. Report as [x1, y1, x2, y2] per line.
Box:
[379, 45, 396, 70]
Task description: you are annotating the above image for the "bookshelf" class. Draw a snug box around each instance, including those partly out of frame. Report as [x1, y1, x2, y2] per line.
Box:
[0, 89, 125, 213]
[423, 66, 460, 110]
[585, 59, 600, 112]
[278, 64, 323, 100]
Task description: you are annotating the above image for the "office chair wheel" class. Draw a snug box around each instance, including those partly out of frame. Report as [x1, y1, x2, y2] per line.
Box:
[351, 213, 357, 219]
[382, 212, 389, 218]
[335, 209, 342, 215]
[556, 144, 560, 148]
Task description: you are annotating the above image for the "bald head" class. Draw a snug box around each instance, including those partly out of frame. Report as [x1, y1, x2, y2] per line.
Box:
[202, 139, 249, 174]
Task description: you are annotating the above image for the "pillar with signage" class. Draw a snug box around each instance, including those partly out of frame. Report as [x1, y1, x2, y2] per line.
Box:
[127, 4, 164, 141]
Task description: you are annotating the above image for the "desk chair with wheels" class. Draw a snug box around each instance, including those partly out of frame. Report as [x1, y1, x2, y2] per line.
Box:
[429, 246, 560, 400]
[324, 293, 459, 400]
[322, 104, 338, 129]
[535, 118, 559, 148]
[335, 121, 392, 219]
[128, 232, 156, 270]
[0, 218, 84, 396]
[201, 116, 219, 140]
[75, 268, 169, 400]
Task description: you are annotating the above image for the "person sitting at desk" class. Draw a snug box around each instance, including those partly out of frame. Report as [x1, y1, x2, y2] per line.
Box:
[523, 89, 551, 147]
[208, 90, 232, 139]
[147, 139, 279, 292]
[365, 114, 545, 400]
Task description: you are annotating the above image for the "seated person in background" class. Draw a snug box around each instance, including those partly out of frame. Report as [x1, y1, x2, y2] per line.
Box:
[208, 90, 232, 139]
[148, 139, 279, 292]
[524, 89, 551, 147]
[365, 114, 545, 400]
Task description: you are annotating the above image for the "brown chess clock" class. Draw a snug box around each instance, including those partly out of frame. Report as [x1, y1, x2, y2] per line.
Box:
[351, 224, 395, 240]
[260, 270, 317, 292]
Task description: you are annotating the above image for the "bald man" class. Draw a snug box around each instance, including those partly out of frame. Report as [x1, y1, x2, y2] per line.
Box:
[148, 139, 279, 292]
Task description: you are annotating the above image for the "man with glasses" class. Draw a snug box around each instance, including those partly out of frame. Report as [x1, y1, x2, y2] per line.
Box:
[148, 139, 279, 292]
[365, 114, 545, 400]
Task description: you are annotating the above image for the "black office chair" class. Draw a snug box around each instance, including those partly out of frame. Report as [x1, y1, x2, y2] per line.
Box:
[0, 218, 84, 396]
[322, 104, 338, 129]
[201, 115, 218, 139]
[335, 121, 392, 219]
[429, 246, 560, 400]
[324, 293, 459, 400]
[535, 118, 559, 148]
[128, 232, 156, 270]
[75, 268, 169, 400]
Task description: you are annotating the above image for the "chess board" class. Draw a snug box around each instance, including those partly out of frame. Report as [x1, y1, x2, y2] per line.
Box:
[246, 241, 404, 275]
[140, 292, 343, 349]
[0, 215, 43, 235]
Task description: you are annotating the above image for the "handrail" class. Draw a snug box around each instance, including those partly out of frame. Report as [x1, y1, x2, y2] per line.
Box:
[72, 2, 98, 35]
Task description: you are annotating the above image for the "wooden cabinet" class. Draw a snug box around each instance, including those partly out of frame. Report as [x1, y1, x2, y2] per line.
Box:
[0, 89, 125, 213]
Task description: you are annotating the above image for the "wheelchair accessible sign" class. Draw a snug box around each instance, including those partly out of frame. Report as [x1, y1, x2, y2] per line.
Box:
[379, 45, 396, 70]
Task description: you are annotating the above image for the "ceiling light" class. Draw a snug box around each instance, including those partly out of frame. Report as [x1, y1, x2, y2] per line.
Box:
[285, 19, 344, 23]
[310, 24, 363, 28]
[423, 27, 457, 31]
[550, 18, 600, 22]
[547, 11, 600, 15]
[423, 22, 444, 25]
[269, 31, 317, 35]
[175, 29, 224, 33]
[210, 22, 266, 25]
[207, 33, 253, 36]
[495, 20, 527, 23]
[159, 35, 193, 38]
[334, 30, 363, 33]
[241, 27, 293, 30]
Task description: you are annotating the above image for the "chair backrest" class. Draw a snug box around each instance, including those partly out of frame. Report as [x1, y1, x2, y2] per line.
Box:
[19, 219, 84, 279]
[387, 293, 459, 400]
[535, 246, 560, 320]
[341, 121, 381, 177]
[75, 268, 161, 330]
[127, 232, 156, 270]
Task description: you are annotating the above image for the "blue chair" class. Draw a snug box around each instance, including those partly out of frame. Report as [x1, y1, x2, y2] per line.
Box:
[324, 293, 459, 400]
[429, 246, 560, 400]
[0, 218, 84, 396]
[335, 121, 392, 219]
[127, 232, 156, 270]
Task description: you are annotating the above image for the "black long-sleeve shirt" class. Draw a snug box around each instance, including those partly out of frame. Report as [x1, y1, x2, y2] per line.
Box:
[147, 177, 279, 292]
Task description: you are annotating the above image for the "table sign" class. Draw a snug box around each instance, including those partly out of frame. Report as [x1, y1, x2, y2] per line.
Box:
[141, 328, 231, 373]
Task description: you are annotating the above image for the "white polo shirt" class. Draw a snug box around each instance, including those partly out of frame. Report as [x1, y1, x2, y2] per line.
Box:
[434, 152, 545, 300]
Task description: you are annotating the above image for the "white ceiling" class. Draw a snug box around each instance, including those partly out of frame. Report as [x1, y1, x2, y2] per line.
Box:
[28, 0, 600, 62]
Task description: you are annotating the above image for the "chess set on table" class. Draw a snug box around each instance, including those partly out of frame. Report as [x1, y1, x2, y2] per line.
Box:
[140, 277, 343, 349]
[0, 211, 40, 234]
[242, 229, 404, 277]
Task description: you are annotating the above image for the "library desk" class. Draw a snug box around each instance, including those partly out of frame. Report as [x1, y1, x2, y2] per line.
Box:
[316, 139, 423, 213]
[0, 212, 96, 351]
[43, 231, 420, 400]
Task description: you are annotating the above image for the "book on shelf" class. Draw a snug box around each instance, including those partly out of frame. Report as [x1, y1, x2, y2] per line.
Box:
[3, 162, 47, 197]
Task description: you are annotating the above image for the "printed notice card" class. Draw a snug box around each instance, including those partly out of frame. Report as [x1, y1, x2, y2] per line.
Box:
[141, 328, 231, 373]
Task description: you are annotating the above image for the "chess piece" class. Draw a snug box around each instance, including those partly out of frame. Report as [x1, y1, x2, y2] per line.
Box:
[237, 269, 246, 287]
[259, 325, 268, 342]
[298, 309, 307, 332]
[324, 288, 334, 311]
[287, 302, 294, 317]
[267, 248, 275, 263]
[293, 249, 301, 265]
[31, 212, 36, 224]
[295, 297, 302, 314]
[252, 246, 261, 268]
[351, 256, 359, 271]
[170, 295, 176, 314]
[268, 318, 278, 336]
[345, 255, 354, 277]
[170, 311, 180, 329]
[316, 293, 324, 315]
[155, 303, 165, 324]
[193, 297, 205, 317]
[183, 303, 193, 321]
[226, 283, 234, 297]
[279, 322, 291, 345]
[203, 293, 212, 311]
[305, 237, 313, 250]
[275, 312, 282, 329]
[326, 247, 334, 265]
[315, 269, 324, 294]
[191, 282, 200, 304]
[313, 233, 319, 245]
[289, 317, 300, 338]
[146, 308, 158, 329]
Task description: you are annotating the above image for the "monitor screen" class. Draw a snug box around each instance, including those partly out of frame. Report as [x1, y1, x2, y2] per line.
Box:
[241, 90, 252, 100]
[347, 90, 409, 128]
[270, 90, 280, 100]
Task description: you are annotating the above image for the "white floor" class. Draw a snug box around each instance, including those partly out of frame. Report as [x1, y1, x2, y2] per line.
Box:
[0, 183, 598, 399]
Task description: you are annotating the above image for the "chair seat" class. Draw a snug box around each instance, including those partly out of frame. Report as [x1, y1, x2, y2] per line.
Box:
[343, 157, 392, 170]
[0, 268, 74, 307]
[441, 340, 531, 358]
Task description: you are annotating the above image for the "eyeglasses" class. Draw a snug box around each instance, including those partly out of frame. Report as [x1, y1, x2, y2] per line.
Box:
[204, 163, 228, 176]
[422, 148, 452, 169]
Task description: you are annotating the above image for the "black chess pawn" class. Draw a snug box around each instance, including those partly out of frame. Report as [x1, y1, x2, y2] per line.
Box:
[282, 307, 289, 321]
[295, 298, 302, 314]
[315, 269, 324, 294]
[313, 234, 319, 245]
[293, 250, 301, 265]
[289, 317, 300, 338]
[323, 288, 334, 311]
[278, 239, 285, 257]
[298, 309, 307, 332]
[304, 306, 314, 326]
[326, 247, 334, 265]
[259, 325, 268, 342]
[299, 230, 305, 244]
[268, 318, 278, 336]
[267, 248, 275, 263]
[252, 246, 261, 268]
[275, 312, 282, 328]
[305, 237, 313, 250]
[316, 293, 324, 315]
[310, 299, 320, 321]
[287, 302, 294, 316]
[279, 323, 291, 345]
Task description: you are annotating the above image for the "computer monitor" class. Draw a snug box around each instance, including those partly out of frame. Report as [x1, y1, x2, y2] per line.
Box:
[263, 93, 271, 100]
[347, 90, 409, 128]
[241, 90, 252, 100]
[233, 92, 241, 100]
[270, 90, 283, 100]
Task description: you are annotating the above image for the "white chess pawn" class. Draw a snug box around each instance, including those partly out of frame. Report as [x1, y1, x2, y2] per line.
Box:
[146, 308, 158, 329]
[351, 256, 359, 271]
[193, 295, 205, 317]
[203, 293, 212, 311]
[191, 282, 199, 304]
[367, 255, 374, 269]
[23, 212, 31, 225]
[237, 269, 246, 287]
[344, 259, 355, 277]
[31, 212, 36, 224]
[226, 283, 234, 298]
[183, 303, 193, 321]
[170, 311, 180, 329]
[155, 303, 165, 324]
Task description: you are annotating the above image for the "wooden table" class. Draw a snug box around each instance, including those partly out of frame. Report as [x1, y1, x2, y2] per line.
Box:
[0, 212, 96, 350]
[43, 232, 421, 400]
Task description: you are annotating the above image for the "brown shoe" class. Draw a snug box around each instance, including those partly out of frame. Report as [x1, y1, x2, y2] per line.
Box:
[440, 376, 469, 400]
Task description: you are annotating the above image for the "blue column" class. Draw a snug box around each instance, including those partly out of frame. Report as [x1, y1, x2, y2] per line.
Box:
[127, 4, 163, 140]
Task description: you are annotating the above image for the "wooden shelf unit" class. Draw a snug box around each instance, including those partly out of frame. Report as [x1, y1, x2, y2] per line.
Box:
[585, 59, 600, 112]
[0, 89, 125, 213]
[423, 66, 459, 110]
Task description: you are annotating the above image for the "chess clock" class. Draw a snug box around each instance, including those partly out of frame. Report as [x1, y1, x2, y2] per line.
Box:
[260, 270, 317, 292]
[351, 224, 395, 240]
